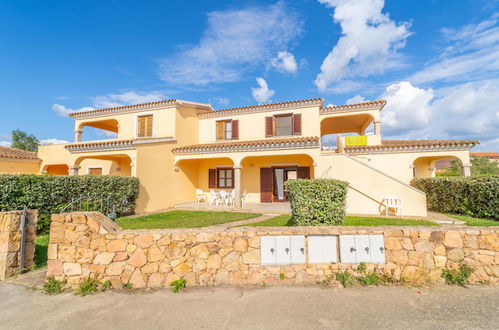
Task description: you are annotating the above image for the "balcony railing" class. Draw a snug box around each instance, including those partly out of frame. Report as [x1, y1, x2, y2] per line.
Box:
[65, 139, 135, 153]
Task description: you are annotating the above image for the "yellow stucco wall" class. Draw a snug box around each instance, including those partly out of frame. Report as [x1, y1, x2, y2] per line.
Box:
[198, 105, 321, 143]
[0, 159, 40, 174]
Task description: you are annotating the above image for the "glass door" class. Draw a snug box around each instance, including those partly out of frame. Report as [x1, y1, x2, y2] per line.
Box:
[274, 168, 285, 201]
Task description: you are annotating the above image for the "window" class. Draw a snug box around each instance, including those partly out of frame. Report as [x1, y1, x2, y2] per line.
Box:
[217, 168, 234, 188]
[274, 114, 293, 136]
[137, 115, 153, 138]
[88, 167, 102, 175]
[216, 120, 238, 140]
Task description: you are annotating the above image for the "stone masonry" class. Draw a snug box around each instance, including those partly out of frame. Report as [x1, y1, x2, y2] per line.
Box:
[47, 212, 499, 288]
[0, 210, 37, 280]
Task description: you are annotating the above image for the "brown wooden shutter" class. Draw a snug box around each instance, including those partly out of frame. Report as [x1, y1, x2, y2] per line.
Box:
[89, 168, 102, 175]
[145, 115, 153, 137]
[216, 121, 224, 140]
[265, 117, 274, 137]
[208, 169, 216, 188]
[232, 120, 239, 140]
[138, 116, 145, 137]
[293, 114, 302, 135]
[297, 167, 310, 179]
[260, 168, 273, 203]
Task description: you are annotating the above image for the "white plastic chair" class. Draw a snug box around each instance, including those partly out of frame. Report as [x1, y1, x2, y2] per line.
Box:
[241, 190, 248, 208]
[196, 189, 207, 204]
[219, 190, 229, 207]
[384, 197, 403, 218]
[209, 189, 220, 206]
[227, 189, 236, 207]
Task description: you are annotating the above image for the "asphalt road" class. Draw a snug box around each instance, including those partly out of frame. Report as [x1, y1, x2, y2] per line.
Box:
[0, 283, 498, 329]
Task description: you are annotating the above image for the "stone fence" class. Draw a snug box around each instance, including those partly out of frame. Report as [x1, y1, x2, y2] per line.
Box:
[0, 210, 37, 280]
[47, 212, 499, 288]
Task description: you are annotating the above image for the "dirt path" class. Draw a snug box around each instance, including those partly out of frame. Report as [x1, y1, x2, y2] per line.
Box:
[0, 283, 497, 329]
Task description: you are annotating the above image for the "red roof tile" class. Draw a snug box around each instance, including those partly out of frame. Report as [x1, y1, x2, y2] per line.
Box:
[0, 146, 39, 160]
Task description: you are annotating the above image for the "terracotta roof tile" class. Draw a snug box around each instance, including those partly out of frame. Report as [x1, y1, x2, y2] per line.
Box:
[0, 146, 39, 160]
[68, 99, 178, 118]
[172, 136, 320, 154]
[345, 139, 480, 152]
[320, 100, 387, 113]
[198, 98, 324, 118]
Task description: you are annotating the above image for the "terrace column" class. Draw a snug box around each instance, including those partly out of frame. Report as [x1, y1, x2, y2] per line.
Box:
[69, 165, 80, 176]
[74, 130, 82, 142]
[374, 121, 381, 136]
[462, 163, 472, 176]
[234, 165, 242, 209]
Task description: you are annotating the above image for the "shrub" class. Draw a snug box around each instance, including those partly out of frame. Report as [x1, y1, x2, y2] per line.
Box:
[170, 279, 186, 293]
[441, 264, 473, 286]
[411, 176, 498, 219]
[0, 174, 140, 232]
[76, 278, 100, 296]
[43, 277, 66, 294]
[285, 179, 348, 226]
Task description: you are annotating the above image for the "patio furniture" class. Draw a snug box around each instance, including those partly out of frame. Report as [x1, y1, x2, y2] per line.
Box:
[227, 189, 236, 207]
[241, 190, 248, 208]
[209, 189, 220, 206]
[196, 189, 207, 204]
[384, 197, 403, 218]
[219, 190, 229, 207]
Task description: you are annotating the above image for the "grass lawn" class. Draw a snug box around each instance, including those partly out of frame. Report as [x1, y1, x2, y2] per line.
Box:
[244, 214, 439, 227]
[34, 234, 49, 269]
[448, 214, 498, 226]
[116, 210, 261, 229]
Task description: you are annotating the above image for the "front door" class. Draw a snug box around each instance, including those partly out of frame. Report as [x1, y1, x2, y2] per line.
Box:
[260, 166, 310, 203]
[273, 167, 300, 202]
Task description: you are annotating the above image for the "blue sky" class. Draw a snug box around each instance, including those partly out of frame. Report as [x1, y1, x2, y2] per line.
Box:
[0, 0, 498, 150]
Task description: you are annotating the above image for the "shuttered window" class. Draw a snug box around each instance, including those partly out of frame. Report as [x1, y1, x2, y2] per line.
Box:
[215, 120, 238, 140]
[293, 114, 302, 135]
[88, 168, 102, 175]
[265, 117, 274, 137]
[266, 113, 301, 137]
[137, 115, 153, 138]
[275, 114, 293, 136]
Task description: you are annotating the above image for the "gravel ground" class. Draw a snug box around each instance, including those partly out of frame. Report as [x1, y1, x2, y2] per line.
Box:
[0, 283, 498, 329]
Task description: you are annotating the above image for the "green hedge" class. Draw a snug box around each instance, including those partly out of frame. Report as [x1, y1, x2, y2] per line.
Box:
[411, 176, 498, 219]
[0, 175, 140, 232]
[285, 179, 348, 226]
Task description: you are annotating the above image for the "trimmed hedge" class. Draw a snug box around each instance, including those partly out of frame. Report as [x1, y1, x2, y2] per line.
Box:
[285, 179, 348, 226]
[411, 176, 498, 219]
[0, 175, 140, 232]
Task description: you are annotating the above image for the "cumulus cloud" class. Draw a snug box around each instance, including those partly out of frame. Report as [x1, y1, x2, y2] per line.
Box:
[345, 95, 366, 104]
[158, 3, 303, 86]
[209, 97, 230, 107]
[380, 81, 434, 135]
[409, 15, 499, 85]
[270, 51, 298, 73]
[251, 78, 275, 103]
[0, 141, 11, 147]
[315, 0, 411, 92]
[53, 91, 167, 117]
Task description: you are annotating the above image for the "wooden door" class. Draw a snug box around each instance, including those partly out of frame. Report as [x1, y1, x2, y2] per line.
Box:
[260, 168, 273, 203]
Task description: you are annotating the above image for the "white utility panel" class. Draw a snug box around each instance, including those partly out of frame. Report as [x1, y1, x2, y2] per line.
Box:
[308, 235, 338, 263]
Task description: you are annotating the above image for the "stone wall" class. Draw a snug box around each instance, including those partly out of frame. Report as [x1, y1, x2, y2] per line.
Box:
[47, 212, 499, 288]
[0, 210, 37, 280]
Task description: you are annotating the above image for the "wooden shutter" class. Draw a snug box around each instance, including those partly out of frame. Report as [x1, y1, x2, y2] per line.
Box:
[89, 168, 102, 175]
[145, 115, 153, 137]
[216, 121, 224, 140]
[297, 167, 310, 179]
[232, 120, 239, 140]
[260, 168, 273, 203]
[293, 114, 302, 135]
[208, 169, 216, 188]
[265, 117, 274, 137]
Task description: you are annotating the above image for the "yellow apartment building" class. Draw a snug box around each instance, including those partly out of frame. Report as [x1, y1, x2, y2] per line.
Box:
[32, 98, 478, 216]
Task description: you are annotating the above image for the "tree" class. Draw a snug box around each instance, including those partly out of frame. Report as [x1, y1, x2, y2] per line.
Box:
[11, 129, 39, 152]
[471, 156, 499, 176]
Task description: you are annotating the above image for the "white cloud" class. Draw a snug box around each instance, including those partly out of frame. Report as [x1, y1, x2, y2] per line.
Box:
[52, 104, 95, 117]
[251, 78, 275, 104]
[315, 0, 411, 92]
[40, 139, 69, 145]
[0, 141, 11, 147]
[209, 97, 230, 107]
[270, 51, 298, 73]
[158, 3, 302, 86]
[92, 91, 165, 108]
[345, 95, 366, 104]
[52, 91, 166, 117]
[380, 82, 433, 135]
[409, 15, 499, 85]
